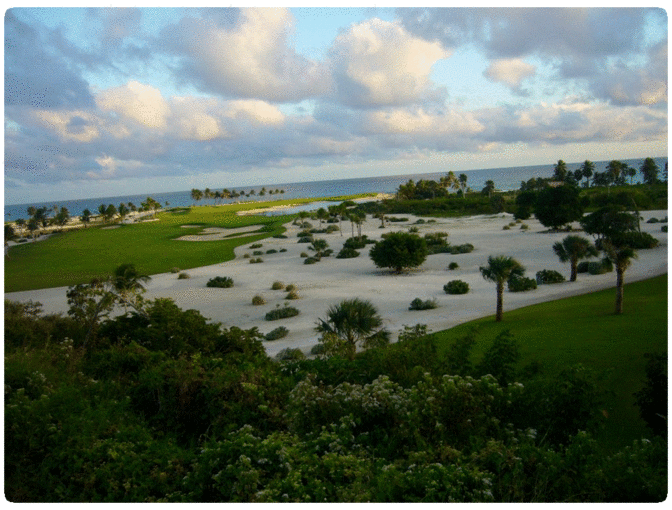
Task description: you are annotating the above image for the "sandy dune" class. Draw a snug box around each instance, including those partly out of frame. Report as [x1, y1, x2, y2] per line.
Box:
[5, 210, 667, 358]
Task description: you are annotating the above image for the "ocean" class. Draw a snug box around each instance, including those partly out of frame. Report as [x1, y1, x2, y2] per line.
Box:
[4, 157, 666, 221]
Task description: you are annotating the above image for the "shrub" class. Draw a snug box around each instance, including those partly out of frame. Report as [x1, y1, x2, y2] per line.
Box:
[444, 280, 469, 295]
[503, 225, 510, 230]
[579, 257, 613, 275]
[275, 347, 305, 361]
[662, 225, 668, 233]
[252, 295, 266, 305]
[298, 236, 312, 243]
[273, 234, 288, 239]
[370, 232, 428, 273]
[249, 243, 263, 249]
[285, 284, 297, 292]
[343, 236, 369, 250]
[448, 262, 459, 270]
[447, 243, 475, 254]
[408, 226, 419, 233]
[286, 290, 300, 300]
[520, 224, 529, 230]
[507, 274, 537, 292]
[303, 257, 318, 264]
[265, 326, 289, 341]
[206, 276, 234, 288]
[310, 343, 326, 355]
[271, 281, 285, 290]
[646, 217, 659, 223]
[612, 231, 659, 249]
[388, 216, 408, 222]
[266, 249, 278, 254]
[178, 272, 190, 279]
[279, 248, 287, 252]
[300, 252, 308, 258]
[409, 297, 438, 310]
[336, 247, 360, 259]
[325, 225, 340, 234]
[170, 267, 180, 273]
[243, 253, 251, 259]
[252, 250, 264, 256]
[265, 304, 300, 321]
[249, 258, 264, 264]
[536, 269, 566, 284]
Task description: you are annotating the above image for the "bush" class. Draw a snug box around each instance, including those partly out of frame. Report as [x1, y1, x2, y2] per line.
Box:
[507, 274, 537, 292]
[447, 243, 474, 254]
[300, 252, 308, 258]
[520, 224, 529, 230]
[266, 249, 278, 254]
[265, 304, 300, 321]
[646, 217, 659, 223]
[271, 281, 285, 290]
[249, 243, 263, 249]
[579, 258, 613, 275]
[409, 298, 438, 310]
[662, 225, 668, 233]
[369, 232, 428, 273]
[252, 250, 263, 256]
[298, 236, 312, 243]
[336, 247, 360, 259]
[502, 225, 510, 230]
[536, 269, 566, 284]
[206, 276, 234, 288]
[265, 326, 289, 341]
[252, 295, 266, 305]
[388, 216, 408, 222]
[249, 258, 263, 264]
[612, 231, 659, 249]
[178, 272, 190, 279]
[444, 280, 469, 295]
[285, 284, 297, 292]
[303, 257, 318, 264]
[286, 290, 300, 300]
[343, 236, 369, 250]
[275, 347, 305, 361]
[243, 253, 251, 259]
[448, 262, 459, 270]
[279, 248, 287, 253]
[310, 343, 326, 355]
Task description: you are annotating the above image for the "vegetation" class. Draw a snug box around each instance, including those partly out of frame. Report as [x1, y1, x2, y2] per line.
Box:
[408, 297, 438, 310]
[369, 232, 428, 273]
[479, 256, 525, 322]
[507, 274, 538, 293]
[265, 326, 289, 341]
[206, 276, 234, 288]
[443, 280, 470, 295]
[553, 235, 599, 282]
[252, 295, 266, 306]
[265, 304, 300, 321]
[535, 269, 566, 284]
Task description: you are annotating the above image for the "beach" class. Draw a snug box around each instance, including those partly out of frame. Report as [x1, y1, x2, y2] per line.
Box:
[5, 206, 667, 359]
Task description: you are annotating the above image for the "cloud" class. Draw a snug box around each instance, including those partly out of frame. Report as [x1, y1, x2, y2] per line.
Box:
[159, 8, 330, 102]
[329, 18, 449, 108]
[31, 110, 101, 142]
[96, 81, 170, 129]
[484, 59, 536, 89]
[4, 9, 95, 109]
[362, 107, 484, 136]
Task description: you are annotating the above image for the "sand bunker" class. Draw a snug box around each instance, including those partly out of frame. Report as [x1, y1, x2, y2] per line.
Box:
[176, 225, 265, 241]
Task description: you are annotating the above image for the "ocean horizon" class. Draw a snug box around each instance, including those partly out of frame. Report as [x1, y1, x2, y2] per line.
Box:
[4, 157, 666, 221]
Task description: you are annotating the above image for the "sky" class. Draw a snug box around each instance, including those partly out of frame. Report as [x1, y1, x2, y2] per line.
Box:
[3, 4, 668, 204]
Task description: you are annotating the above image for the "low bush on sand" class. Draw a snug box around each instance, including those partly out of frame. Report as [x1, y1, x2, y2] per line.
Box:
[409, 297, 438, 310]
[265, 326, 289, 341]
[265, 304, 300, 321]
[271, 281, 285, 290]
[508, 274, 537, 292]
[536, 270, 566, 285]
[275, 347, 305, 361]
[178, 272, 190, 279]
[252, 295, 266, 305]
[336, 247, 360, 259]
[206, 276, 234, 288]
[448, 262, 459, 270]
[444, 280, 470, 295]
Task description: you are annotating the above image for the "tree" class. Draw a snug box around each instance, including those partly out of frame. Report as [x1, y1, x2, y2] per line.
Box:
[479, 255, 524, 322]
[81, 209, 92, 226]
[481, 180, 495, 198]
[191, 188, 203, 205]
[117, 203, 129, 221]
[640, 157, 659, 185]
[580, 160, 594, 187]
[54, 207, 70, 226]
[534, 184, 583, 230]
[625, 166, 637, 185]
[580, 205, 637, 245]
[112, 263, 151, 312]
[553, 235, 599, 282]
[553, 160, 568, 181]
[607, 160, 627, 187]
[66, 278, 116, 347]
[315, 298, 389, 360]
[458, 173, 468, 197]
[369, 232, 428, 273]
[308, 238, 330, 260]
[603, 241, 637, 315]
[105, 204, 117, 222]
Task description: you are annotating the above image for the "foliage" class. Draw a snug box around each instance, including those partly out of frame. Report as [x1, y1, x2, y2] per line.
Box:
[444, 280, 470, 294]
[480, 255, 525, 322]
[265, 304, 300, 321]
[178, 272, 191, 278]
[271, 281, 285, 290]
[633, 352, 667, 437]
[475, 330, 520, 386]
[534, 185, 584, 230]
[265, 326, 289, 341]
[252, 295, 266, 305]
[507, 274, 537, 292]
[535, 269, 566, 284]
[448, 262, 459, 270]
[408, 297, 438, 310]
[369, 232, 428, 273]
[553, 235, 598, 282]
[286, 290, 300, 300]
[336, 246, 360, 258]
[343, 235, 371, 249]
[275, 348, 306, 361]
[206, 276, 234, 288]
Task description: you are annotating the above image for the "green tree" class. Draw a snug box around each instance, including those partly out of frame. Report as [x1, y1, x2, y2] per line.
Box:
[603, 241, 637, 315]
[458, 173, 468, 197]
[580, 160, 595, 187]
[553, 235, 599, 282]
[553, 160, 568, 181]
[80, 209, 92, 226]
[66, 278, 116, 347]
[117, 203, 129, 221]
[369, 231, 428, 273]
[105, 204, 117, 222]
[481, 179, 495, 197]
[54, 206, 70, 226]
[308, 238, 330, 259]
[191, 188, 203, 205]
[534, 184, 584, 230]
[640, 157, 659, 185]
[479, 255, 525, 322]
[112, 263, 151, 313]
[315, 298, 390, 360]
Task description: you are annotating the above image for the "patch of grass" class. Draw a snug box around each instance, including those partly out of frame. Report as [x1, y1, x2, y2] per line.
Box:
[432, 274, 668, 449]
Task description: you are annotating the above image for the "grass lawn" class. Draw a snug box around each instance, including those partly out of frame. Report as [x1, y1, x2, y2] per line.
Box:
[432, 274, 668, 448]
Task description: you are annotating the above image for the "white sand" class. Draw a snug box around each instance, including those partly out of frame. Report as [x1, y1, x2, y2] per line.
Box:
[5, 210, 667, 358]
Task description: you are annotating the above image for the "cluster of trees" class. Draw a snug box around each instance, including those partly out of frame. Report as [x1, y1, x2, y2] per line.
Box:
[9, 205, 72, 238]
[5, 261, 667, 501]
[549, 158, 663, 189]
[191, 186, 285, 205]
[396, 171, 468, 200]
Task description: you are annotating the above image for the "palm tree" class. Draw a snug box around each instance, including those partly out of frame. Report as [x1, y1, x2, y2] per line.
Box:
[190, 188, 203, 205]
[580, 160, 595, 188]
[315, 298, 389, 360]
[603, 242, 637, 315]
[553, 235, 598, 282]
[112, 263, 151, 312]
[479, 255, 525, 322]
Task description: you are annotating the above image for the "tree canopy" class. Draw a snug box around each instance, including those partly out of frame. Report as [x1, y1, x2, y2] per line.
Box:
[369, 231, 428, 273]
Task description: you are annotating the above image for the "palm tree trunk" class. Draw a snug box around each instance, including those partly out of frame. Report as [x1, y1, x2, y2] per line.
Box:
[570, 259, 578, 282]
[615, 267, 625, 314]
[496, 282, 504, 322]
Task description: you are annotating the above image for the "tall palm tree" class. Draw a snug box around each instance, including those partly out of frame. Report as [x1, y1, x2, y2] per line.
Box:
[315, 298, 389, 360]
[112, 263, 151, 312]
[479, 255, 525, 322]
[603, 242, 637, 315]
[553, 235, 598, 282]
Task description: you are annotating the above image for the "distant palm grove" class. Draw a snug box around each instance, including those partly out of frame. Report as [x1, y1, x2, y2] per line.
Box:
[4, 157, 667, 502]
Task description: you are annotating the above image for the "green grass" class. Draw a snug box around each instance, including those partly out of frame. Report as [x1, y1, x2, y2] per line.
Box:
[433, 274, 667, 448]
[6, 196, 375, 293]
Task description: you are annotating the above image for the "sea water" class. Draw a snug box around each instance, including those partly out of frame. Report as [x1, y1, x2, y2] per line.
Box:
[4, 157, 666, 221]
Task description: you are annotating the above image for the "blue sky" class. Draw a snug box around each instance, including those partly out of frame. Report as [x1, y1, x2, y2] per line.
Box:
[4, 5, 668, 204]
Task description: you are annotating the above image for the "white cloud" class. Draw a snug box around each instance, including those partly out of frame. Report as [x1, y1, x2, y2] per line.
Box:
[329, 18, 449, 107]
[363, 107, 484, 136]
[225, 100, 285, 125]
[32, 110, 100, 142]
[484, 58, 536, 88]
[96, 81, 170, 129]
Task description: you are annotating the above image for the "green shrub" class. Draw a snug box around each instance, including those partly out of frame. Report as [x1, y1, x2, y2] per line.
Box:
[444, 280, 469, 295]
[310, 343, 326, 355]
[300, 252, 308, 258]
[178, 272, 190, 279]
[271, 281, 285, 290]
[662, 226, 668, 233]
[612, 231, 659, 249]
[336, 247, 360, 259]
[409, 297, 438, 310]
[275, 347, 305, 361]
[252, 295, 266, 305]
[303, 257, 318, 264]
[646, 217, 659, 223]
[388, 216, 408, 222]
[447, 243, 474, 254]
[206, 276, 234, 288]
[279, 248, 287, 252]
[265, 326, 289, 341]
[273, 234, 288, 239]
[252, 250, 263, 256]
[520, 224, 529, 230]
[298, 236, 312, 243]
[243, 253, 251, 259]
[536, 269, 566, 284]
[408, 226, 419, 233]
[286, 290, 300, 300]
[265, 304, 300, 321]
[285, 284, 297, 292]
[249, 243, 263, 249]
[325, 225, 340, 234]
[266, 249, 278, 254]
[507, 274, 537, 292]
[343, 236, 369, 250]
[448, 262, 459, 270]
[249, 258, 263, 264]
[503, 225, 510, 230]
[579, 257, 613, 275]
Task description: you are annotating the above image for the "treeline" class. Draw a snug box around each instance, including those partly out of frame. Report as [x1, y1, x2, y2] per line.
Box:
[190, 186, 285, 204]
[4, 270, 667, 502]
